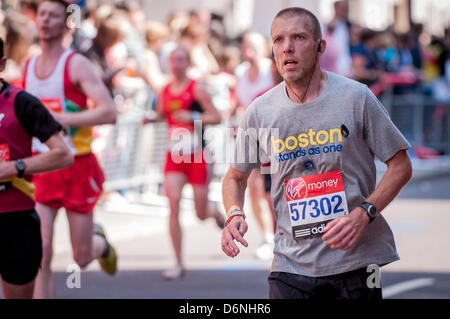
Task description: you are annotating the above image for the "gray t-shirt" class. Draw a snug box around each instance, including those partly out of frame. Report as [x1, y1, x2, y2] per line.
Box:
[231, 72, 411, 277]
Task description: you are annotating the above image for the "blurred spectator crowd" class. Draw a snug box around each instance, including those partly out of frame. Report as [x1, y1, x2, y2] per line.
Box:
[0, 0, 449, 156]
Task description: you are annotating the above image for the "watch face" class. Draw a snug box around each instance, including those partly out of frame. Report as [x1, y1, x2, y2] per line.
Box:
[368, 205, 377, 217]
[17, 160, 26, 170]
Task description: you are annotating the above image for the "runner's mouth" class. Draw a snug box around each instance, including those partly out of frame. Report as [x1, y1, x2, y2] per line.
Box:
[284, 60, 298, 65]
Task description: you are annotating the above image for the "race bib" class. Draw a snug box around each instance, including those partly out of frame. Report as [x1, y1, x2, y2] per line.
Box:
[284, 170, 349, 240]
[41, 98, 63, 113]
[0, 144, 11, 186]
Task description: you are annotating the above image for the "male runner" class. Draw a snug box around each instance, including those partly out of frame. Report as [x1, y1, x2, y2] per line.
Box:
[22, 0, 117, 298]
[0, 37, 73, 299]
[221, 7, 412, 299]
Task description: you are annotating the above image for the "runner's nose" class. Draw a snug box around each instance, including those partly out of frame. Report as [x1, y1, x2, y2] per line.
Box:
[283, 39, 294, 54]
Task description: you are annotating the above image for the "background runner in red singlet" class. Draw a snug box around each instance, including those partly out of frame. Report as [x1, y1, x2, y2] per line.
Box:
[144, 45, 224, 280]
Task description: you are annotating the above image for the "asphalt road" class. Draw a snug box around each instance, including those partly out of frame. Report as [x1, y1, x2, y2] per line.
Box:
[1, 175, 449, 299]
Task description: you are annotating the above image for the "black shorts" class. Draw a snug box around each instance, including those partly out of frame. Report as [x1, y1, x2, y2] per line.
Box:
[268, 268, 382, 300]
[0, 209, 42, 285]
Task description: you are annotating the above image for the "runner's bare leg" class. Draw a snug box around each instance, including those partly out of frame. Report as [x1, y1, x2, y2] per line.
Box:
[33, 203, 58, 299]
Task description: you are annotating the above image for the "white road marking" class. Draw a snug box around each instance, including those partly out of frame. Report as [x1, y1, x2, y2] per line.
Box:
[383, 278, 436, 298]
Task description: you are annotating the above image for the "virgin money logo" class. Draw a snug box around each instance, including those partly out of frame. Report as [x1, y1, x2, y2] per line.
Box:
[285, 177, 307, 201]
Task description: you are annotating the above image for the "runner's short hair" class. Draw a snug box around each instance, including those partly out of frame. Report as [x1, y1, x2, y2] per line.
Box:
[273, 7, 322, 41]
[39, 0, 69, 8]
[38, 0, 70, 19]
[0, 38, 4, 59]
[171, 44, 191, 65]
[21, 0, 39, 14]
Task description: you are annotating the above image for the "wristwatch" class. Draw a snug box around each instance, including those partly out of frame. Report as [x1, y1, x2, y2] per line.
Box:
[192, 111, 201, 122]
[359, 201, 377, 223]
[15, 159, 26, 178]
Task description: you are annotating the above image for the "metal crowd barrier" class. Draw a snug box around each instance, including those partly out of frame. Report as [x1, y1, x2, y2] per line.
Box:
[379, 85, 450, 155]
[95, 83, 237, 194]
[95, 83, 450, 195]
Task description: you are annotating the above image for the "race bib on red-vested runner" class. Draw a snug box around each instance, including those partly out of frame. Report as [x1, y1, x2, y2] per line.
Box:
[284, 170, 349, 240]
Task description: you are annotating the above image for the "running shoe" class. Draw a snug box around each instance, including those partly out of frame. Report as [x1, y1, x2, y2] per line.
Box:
[162, 264, 186, 280]
[94, 224, 118, 275]
[255, 241, 274, 261]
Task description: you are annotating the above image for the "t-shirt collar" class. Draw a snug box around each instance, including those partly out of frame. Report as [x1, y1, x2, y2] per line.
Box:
[281, 71, 331, 108]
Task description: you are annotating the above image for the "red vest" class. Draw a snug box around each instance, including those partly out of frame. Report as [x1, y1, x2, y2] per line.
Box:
[162, 79, 197, 131]
[0, 82, 35, 213]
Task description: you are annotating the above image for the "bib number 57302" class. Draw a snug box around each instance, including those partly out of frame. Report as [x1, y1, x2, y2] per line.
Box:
[289, 195, 345, 222]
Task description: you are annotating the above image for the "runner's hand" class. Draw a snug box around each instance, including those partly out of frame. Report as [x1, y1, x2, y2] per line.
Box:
[221, 216, 248, 258]
[322, 207, 370, 250]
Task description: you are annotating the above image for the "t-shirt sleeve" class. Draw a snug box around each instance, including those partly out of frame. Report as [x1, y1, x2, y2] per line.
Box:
[14, 91, 62, 143]
[231, 103, 262, 172]
[363, 87, 411, 162]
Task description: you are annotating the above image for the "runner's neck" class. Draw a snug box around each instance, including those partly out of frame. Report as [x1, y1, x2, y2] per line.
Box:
[36, 43, 66, 78]
[39, 40, 66, 63]
[285, 69, 327, 104]
[170, 77, 191, 95]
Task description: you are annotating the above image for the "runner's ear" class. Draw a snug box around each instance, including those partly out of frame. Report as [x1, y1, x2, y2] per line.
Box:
[0, 57, 6, 73]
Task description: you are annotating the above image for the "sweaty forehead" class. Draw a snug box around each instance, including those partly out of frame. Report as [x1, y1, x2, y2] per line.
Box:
[271, 15, 316, 39]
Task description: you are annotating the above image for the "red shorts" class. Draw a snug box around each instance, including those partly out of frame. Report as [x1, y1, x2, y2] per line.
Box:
[164, 151, 208, 185]
[33, 153, 105, 214]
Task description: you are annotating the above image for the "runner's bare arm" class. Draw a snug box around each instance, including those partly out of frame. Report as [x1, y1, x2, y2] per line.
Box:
[323, 149, 412, 250]
[142, 91, 166, 124]
[0, 132, 73, 180]
[51, 54, 117, 127]
[362, 149, 412, 213]
[221, 166, 251, 258]
[193, 83, 222, 125]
